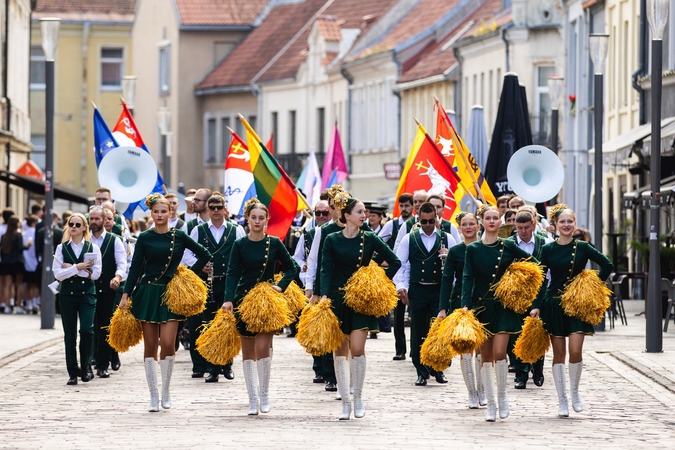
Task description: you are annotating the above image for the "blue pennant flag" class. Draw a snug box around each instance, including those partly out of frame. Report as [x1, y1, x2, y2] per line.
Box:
[93, 109, 118, 167]
[326, 168, 338, 188]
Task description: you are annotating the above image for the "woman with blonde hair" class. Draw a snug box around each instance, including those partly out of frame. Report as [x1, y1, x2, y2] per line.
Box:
[222, 199, 299, 416]
[119, 194, 211, 412]
[52, 213, 101, 385]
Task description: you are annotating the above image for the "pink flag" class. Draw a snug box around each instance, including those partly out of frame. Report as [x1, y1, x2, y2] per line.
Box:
[321, 121, 348, 189]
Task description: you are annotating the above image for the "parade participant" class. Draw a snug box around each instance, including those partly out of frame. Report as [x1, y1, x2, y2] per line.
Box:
[438, 211, 486, 409]
[393, 190, 429, 253]
[503, 210, 517, 225]
[119, 194, 211, 412]
[52, 213, 101, 385]
[183, 195, 245, 382]
[222, 199, 299, 415]
[366, 204, 385, 234]
[530, 208, 613, 417]
[186, 189, 211, 234]
[378, 193, 414, 361]
[180, 188, 197, 222]
[507, 196, 525, 210]
[496, 196, 510, 218]
[394, 202, 455, 386]
[292, 200, 336, 390]
[318, 196, 401, 420]
[95, 188, 130, 236]
[461, 205, 538, 421]
[1, 217, 31, 313]
[165, 193, 187, 231]
[507, 211, 551, 389]
[88, 207, 127, 378]
[101, 202, 124, 236]
[426, 194, 461, 243]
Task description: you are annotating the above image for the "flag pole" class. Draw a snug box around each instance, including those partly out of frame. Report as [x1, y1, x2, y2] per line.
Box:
[434, 96, 487, 203]
[414, 118, 482, 208]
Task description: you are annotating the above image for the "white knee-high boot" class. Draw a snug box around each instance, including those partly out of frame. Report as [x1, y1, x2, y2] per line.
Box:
[334, 356, 351, 420]
[351, 355, 366, 418]
[475, 354, 487, 406]
[495, 359, 510, 419]
[243, 359, 259, 415]
[257, 356, 272, 413]
[144, 357, 159, 412]
[569, 361, 583, 412]
[481, 363, 496, 422]
[461, 354, 479, 409]
[552, 363, 569, 417]
[159, 355, 175, 409]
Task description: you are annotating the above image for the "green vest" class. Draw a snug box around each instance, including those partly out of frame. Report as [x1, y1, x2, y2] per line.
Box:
[408, 229, 444, 284]
[387, 219, 401, 250]
[303, 227, 317, 257]
[404, 216, 418, 233]
[196, 222, 238, 279]
[187, 217, 200, 234]
[95, 233, 119, 295]
[441, 219, 452, 233]
[509, 234, 546, 260]
[60, 241, 96, 296]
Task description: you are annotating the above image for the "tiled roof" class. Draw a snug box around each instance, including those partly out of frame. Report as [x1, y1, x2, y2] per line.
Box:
[398, 0, 503, 83]
[175, 0, 269, 27]
[34, 0, 137, 14]
[457, 4, 512, 42]
[316, 17, 342, 42]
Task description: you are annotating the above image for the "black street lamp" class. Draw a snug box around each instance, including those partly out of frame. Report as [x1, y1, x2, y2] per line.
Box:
[548, 75, 563, 154]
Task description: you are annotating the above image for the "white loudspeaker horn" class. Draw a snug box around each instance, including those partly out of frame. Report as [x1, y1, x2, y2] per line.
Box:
[506, 145, 564, 203]
[98, 146, 159, 203]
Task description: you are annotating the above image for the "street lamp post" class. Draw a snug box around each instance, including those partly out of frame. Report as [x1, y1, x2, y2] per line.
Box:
[122, 76, 137, 115]
[39, 18, 60, 330]
[589, 34, 609, 254]
[548, 75, 564, 154]
[646, 0, 669, 353]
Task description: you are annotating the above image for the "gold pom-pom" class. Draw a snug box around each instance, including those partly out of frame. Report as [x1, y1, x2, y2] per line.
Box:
[238, 282, 291, 333]
[513, 316, 550, 363]
[274, 273, 307, 321]
[343, 261, 398, 317]
[560, 269, 612, 324]
[494, 260, 545, 314]
[163, 265, 208, 317]
[196, 309, 241, 365]
[107, 302, 143, 353]
[296, 299, 344, 356]
[548, 203, 568, 222]
[420, 317, 455, 371]
[440, 308, 490, 354]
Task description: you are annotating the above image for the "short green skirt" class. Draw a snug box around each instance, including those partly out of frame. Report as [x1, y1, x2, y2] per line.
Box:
[131, 283, 186, 323]
[329, 291, 379, 335]
[541, 295, 595, 337]
[470, 296, 522, 334]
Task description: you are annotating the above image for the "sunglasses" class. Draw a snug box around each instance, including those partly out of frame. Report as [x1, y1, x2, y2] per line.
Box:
[315, 210, 330, 217]
[420, 218, 436, 225]
[208, 205, 224, 211]
[68, 222, 83, 228]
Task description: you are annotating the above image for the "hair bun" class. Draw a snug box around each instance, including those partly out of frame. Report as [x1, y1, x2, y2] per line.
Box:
[455, 211, 468, 224]
[145, 193, 164, 209]
[244, 197, 260, 216]
[548, 203, 568, 222]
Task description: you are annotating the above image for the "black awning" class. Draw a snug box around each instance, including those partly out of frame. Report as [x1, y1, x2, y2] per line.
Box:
[0, 170, 92, 205]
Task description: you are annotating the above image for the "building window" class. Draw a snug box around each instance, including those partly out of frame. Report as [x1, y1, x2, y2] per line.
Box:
[271, 112, 278, 152]
[248, 115, 257, 132]
[158, 45, 171, 95]
[534, 66, 555, 141]
[206, 118, 216, 164]
[101, 48, 124, 90]
[289, 110, 296, 154]
[30, 135, 46, 170]
[317, 107, 325, 153]
[220, 117, 231, 163]
[30, 47, 46, 90]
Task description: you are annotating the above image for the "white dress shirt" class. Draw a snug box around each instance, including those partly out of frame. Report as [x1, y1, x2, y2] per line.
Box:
[181, 220, 245, 267]
[394, 229, 457, 291]
[53, 239, 102, 281]
[304, 221, 335, 291]
[90, 230, 128, 280]
[378, 217, 405, 244]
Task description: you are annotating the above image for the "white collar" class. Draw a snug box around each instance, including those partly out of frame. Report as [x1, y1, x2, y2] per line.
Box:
[516, 234, 535, 246]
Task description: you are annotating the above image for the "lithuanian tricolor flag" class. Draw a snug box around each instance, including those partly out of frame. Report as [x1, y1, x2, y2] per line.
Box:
[238, 115, 308, 238]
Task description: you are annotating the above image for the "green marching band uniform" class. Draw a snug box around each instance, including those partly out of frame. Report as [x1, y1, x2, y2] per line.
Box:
[319, 229, 401, 335]
[53, 240, 101, 382]
[185, 221, 243, 379]
[124, 228, 211, 323]
[224, 235, 299, 336]
[533, 240, 614, 337]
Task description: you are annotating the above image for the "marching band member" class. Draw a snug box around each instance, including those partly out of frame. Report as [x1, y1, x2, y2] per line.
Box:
[318, 196, 401, 420]
[163, 193, 187, 231]
[461, 205, 537, 422]
[180, 188, 198, 222]
[394, 202, 455, 386]
[222, 199, 299, 415]
[438, 211, 486, 408]
[393, 190, 429, 253]
[530, 208, 613, 417]
[52, 213, 102, 385]
[426, 194, 461, 243]
[119, 194, 211, 412]
[186, 189, 212, 234]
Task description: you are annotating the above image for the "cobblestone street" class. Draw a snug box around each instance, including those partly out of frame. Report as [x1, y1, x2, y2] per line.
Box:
[1, 300, 675, 449]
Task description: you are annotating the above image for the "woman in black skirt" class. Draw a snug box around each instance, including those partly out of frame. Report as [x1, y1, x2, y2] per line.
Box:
[1, 217, 31, 313]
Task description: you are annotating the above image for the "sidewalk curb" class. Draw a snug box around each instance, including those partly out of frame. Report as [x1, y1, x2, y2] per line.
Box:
[0, 338, 62, 369]
[611, 352, 675, 395]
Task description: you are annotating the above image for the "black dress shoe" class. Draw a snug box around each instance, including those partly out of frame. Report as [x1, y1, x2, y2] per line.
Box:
[325, 381, 337, 392]
[369, 332, 378, 339]
[97, 368, 110, 378]
[415, 375, 427, 386]
[393, 353, 406, 361]
[435, 371, 448, 384]
[67, 376, 78, 385]
[81, 372, 92, 382]
[223, 364, 234, 380]
[192, 371, 205, 378]
[514, 380, 527, 389]
[205, 372, 219, 383]
[110, 355, 121, 371]
[533, 370, 544, 387]
[313, 374, 325, 383]
[286, 332, 296, 338]
[508, 365, 515, 373]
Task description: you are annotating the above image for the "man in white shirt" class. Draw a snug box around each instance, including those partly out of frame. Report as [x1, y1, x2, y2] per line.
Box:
[394, 202, 456, 386]
[165, 193, 187, 231]
[88, 208, 128, 378]
[293, 200, 331, 288]
[393, 190, 430, 253]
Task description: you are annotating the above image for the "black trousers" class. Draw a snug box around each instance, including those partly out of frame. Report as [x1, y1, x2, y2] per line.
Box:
[59, 293, 96, 378]
[94, 291, 117, 370]
[408, 283, 440, 378]
[393, 300, 407, 355]
[312, 353, 336, 383]
[189, 280, 228, 374]
[507, 332, 545, 382]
